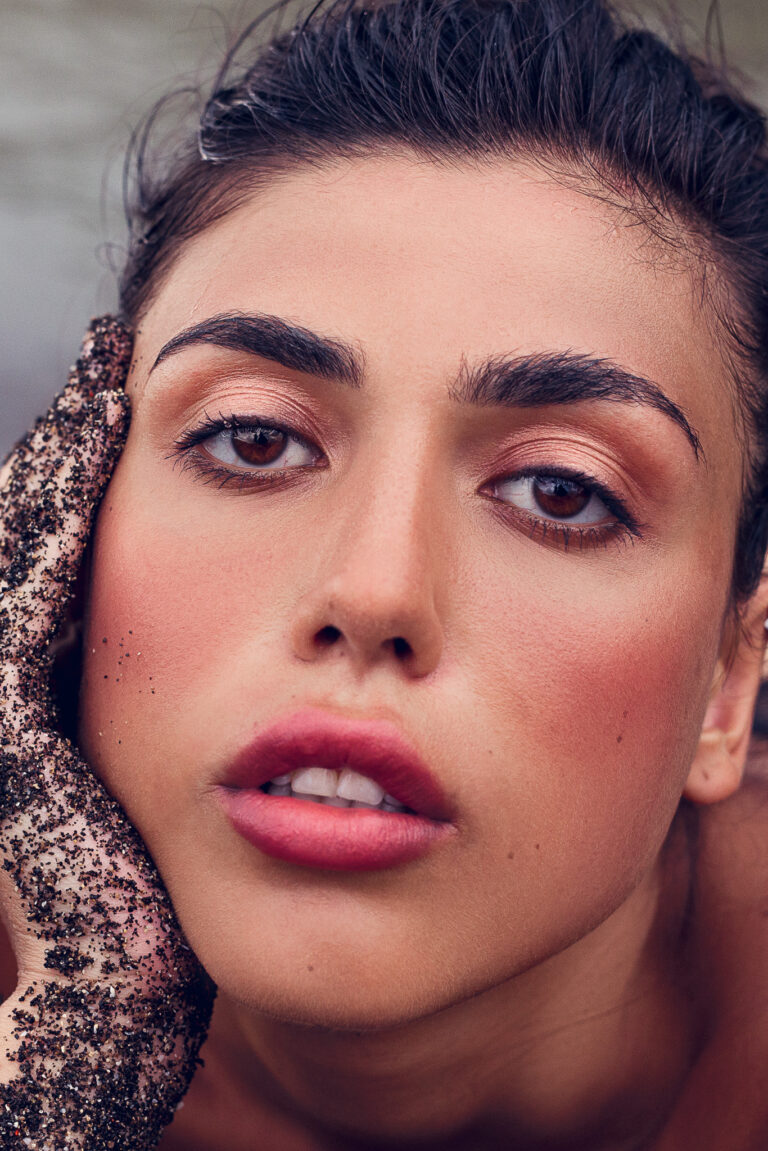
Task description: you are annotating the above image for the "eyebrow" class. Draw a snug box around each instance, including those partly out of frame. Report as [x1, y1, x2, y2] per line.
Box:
[150, 311, 702, 460]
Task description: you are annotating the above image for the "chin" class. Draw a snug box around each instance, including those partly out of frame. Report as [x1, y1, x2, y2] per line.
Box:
[207, 959, 463, 1032]
[188, 934, 481, 1035]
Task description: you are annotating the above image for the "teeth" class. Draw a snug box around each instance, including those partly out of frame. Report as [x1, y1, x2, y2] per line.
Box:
[263, 766, 409, 813]
[291, 767, 338, 797]
[337, 769, 385, 806]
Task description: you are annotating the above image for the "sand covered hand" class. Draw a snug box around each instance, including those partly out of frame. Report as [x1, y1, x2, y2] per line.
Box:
[0, 317, 214, 1150]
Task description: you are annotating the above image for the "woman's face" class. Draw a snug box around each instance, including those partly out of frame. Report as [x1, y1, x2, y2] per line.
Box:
[80, 155, 744, 1028]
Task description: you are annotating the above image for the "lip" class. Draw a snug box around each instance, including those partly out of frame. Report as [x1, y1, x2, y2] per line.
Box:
[217, 707, 456, 871]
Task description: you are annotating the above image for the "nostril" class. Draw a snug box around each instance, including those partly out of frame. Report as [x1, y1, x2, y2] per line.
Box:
[315, 625, 341, 647]
[392, 636, 412, 658]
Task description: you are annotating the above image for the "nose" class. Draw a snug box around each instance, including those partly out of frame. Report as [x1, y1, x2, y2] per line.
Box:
[290, 466, 446, 680]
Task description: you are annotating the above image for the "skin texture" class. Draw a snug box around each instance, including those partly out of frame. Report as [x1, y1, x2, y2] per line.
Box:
[1, 153, 764, 1151]
[0, 319, 214, 1149]
[71, 155, 768, 1149]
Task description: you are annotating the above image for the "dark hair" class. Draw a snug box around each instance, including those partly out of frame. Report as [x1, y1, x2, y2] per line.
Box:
[120, 0, 768, 608]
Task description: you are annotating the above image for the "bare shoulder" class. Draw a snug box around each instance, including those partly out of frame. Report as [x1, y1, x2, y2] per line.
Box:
[690, 739, 768, 1018]
[697, 739, 768, 889]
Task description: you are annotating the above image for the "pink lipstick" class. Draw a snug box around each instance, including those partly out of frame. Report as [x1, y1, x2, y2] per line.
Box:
[217, 708, 455, 870]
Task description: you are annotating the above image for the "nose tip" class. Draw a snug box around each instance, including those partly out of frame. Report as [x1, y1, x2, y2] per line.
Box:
[290, 577, 444, 679]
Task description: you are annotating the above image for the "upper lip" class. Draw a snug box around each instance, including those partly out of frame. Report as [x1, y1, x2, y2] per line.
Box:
[221, 707, 453, 821]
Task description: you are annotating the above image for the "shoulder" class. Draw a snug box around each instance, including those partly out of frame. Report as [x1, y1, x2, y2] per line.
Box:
[690, 741, 768, 1022]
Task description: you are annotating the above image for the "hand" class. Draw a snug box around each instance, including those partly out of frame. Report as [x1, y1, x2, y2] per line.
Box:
[0, 318, 215, 1150]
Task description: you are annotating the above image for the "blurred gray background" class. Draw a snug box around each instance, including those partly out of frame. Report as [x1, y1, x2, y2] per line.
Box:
[2, 0, 768, 457]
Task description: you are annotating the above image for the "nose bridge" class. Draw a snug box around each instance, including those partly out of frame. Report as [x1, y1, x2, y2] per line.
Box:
[345, 439, 438, 588]
[291, 432, 448, 676]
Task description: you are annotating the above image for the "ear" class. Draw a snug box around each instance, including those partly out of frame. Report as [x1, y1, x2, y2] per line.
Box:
[684, 583, 768, 805]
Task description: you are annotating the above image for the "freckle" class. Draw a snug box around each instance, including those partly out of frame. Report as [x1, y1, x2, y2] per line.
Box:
[307, 965, 314, 972]
[535, 843, 540, 850]
[622, 710, 628, 719]
[101, 637, 107, 644]
[507, 851, 515, 860]
[617, 734, 623, 744]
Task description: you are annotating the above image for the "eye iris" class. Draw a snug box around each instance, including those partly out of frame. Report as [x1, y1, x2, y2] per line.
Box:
[230, 427, 286, 465]
[533, 476, 590, 519]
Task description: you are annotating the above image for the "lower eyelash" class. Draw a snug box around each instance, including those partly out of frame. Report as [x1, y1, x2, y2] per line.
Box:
[170, 449, 305, 491]
[491, 466, 642, 548]
[521, 512, 639, 551]
[172, 419, 642, 551]
[170, 413, 320, 490]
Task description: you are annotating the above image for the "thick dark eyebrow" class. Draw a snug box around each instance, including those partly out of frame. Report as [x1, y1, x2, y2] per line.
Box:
[150, 312, 701, 460]
[451, 350, 702, 460]
[150, 312, 365, 387]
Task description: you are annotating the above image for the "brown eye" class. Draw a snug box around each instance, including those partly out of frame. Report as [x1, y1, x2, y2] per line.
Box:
[200, 424, 318, 470]
[532, 476, 590, 519]
[493, 472, 609, 525]
[231, 427, 287, 466]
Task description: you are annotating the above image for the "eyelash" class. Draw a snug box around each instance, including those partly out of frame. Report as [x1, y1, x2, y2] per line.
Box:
[171, 412, 323, 492]
[171, 413, 642, 549]
[484, 466, 641, 551]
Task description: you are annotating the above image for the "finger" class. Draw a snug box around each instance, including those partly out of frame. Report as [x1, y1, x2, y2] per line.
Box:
[56, 314, 134, 417]
[0, 317, 132, 567]
[0, 388, 130, 672]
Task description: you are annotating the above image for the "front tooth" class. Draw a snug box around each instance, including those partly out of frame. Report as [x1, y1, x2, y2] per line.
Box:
[291, 767, 338, 797]
[271, 773, 292, 786]
[337, 769, 385, 806]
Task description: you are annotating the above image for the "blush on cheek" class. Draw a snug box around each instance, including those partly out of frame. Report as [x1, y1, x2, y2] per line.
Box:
[476, 560, 722, 883]
[79, 491, 284, 794]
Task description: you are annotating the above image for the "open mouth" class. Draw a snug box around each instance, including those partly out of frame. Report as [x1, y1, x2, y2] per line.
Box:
[259, 767, 415, 814]
[218, 708, 455, 870]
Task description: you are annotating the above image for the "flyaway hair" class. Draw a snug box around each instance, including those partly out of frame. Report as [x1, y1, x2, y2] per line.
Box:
[120, 0, 768, 605]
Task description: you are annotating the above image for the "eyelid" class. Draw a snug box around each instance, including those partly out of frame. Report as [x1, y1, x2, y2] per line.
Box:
[169, 411, 328, 493]
[483, 463, 643, 547]
[172, 412, 643, 548]
[175, 411, 321, 458]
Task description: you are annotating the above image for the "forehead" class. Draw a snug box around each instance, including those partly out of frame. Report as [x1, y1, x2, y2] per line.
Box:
[133, 154, 740, 478]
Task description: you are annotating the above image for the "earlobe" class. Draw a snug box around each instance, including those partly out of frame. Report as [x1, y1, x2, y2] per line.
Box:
[684, 597, 768, 805]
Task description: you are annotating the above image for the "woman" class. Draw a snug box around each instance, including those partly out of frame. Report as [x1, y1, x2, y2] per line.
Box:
[3, 0, 768, 1146]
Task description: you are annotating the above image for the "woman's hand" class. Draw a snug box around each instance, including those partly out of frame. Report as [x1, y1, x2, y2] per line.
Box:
[0, 318, 214, 1150]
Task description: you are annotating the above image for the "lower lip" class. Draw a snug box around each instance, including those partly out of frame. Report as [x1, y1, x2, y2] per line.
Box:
[218, 788, 453, 871]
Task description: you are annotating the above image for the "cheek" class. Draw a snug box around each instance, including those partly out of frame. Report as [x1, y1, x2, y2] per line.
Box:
[467, 554, 720, 887]
[78, 479, 283, 819]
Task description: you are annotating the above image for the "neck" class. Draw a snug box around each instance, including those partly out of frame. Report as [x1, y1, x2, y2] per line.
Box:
[208, 818, 698, 1150]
